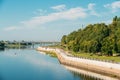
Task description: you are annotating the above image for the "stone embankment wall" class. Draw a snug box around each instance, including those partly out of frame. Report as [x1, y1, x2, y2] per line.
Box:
[37, 47, 120, 78]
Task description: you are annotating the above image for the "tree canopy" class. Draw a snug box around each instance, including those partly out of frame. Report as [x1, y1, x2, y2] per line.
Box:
[61, 16, 120, 56]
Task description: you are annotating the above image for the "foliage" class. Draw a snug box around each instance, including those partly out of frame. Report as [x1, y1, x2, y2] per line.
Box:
[61, 16, 120, 56]
[0, 41, 5, 49]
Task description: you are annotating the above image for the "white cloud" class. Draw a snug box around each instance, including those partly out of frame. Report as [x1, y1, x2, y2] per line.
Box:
[4, 4, 101, 31]
[51, 4, 66, 11]
[88, 3, 100, 16]
[88, 3, 95, 10]
[33, 9, 47, 15]
[104, 4, 110, 8]
[110, 1, 120, 9]
[104, 1, 120, 13]
[21, 7, 87, 27]
[4, 26, 20, 31]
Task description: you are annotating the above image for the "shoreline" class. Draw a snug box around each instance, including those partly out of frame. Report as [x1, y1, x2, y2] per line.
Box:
[37, 47, 120, 79]
[63, 65, 119, 80]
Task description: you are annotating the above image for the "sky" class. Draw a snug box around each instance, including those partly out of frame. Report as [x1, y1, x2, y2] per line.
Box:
[0, 0, 120, 41]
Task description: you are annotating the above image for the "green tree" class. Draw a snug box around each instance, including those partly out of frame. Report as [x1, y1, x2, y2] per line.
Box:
[61, 35, 67, 45]
[61, 16, 120, 56]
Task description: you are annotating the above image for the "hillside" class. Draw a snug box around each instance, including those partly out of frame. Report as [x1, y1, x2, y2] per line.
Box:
[61, 16, 120, 56]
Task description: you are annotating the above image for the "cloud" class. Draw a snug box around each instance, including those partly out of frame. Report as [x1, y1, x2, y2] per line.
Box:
[33, 9, 47, 15]
[51, 4, 66, 11]
[4, 26, 20, 31]
[4, 4, 101, 31]
[21, 7, 87, 27]
[88, 3, 100, 16]
[104, 1, 120, 13]
[88, 3, 95, 10]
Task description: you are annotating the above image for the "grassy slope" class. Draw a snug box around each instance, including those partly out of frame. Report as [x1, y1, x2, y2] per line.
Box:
[49, 45, 120, 63]
[72, 52, 120, 63]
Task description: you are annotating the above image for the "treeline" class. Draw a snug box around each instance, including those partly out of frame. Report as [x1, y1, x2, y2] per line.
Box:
[61, 16, 120, 56]
[0, 40, 33, 49]
[0, 41, 5, 49]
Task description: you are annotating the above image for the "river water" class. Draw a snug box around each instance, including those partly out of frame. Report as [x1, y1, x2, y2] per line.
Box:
[0, 47, 118, 80]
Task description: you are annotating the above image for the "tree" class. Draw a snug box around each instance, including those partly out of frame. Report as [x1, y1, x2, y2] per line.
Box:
[61, 35, 67, 45]
[61, 16, 120, 56]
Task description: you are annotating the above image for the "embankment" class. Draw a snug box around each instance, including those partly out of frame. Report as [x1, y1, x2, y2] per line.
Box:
[37, 47, 120, 79]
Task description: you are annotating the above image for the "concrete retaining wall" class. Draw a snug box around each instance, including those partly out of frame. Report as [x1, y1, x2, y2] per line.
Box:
[37, 47, 120, 78]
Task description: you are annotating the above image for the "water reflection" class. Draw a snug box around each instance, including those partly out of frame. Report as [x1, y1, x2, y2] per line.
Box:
[72, 71, 102, 80]
[0, 49, 74, 80]
[0, 48, 5, 51]
[63, 65, 119, 80]
[0, 46, 119, 80]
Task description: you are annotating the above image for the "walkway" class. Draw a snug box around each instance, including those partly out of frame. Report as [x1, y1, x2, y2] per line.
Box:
[37, 47, 120, 78]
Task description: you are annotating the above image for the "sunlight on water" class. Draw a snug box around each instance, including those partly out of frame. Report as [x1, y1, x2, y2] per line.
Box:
[0, 48, 118, 80]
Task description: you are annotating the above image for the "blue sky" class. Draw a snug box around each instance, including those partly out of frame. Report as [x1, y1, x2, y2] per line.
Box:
[0, 0, 120, 41]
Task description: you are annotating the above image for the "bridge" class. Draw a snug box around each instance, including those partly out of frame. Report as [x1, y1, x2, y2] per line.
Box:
[0, 41, 60, 49]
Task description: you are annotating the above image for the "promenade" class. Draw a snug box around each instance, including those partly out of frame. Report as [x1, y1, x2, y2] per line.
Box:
[37, 47, 120, 78]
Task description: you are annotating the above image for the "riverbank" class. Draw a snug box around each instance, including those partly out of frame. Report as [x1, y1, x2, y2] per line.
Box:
[37, 47, 120, 79]
[38, 50, 57, 57]
[63, 65, 119, 80]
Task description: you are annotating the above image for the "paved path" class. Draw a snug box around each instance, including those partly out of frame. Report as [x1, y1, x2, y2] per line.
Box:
[37, 47, 120, 70]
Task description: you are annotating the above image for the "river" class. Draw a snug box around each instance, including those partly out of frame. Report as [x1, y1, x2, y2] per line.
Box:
[0, 46, 118, 80]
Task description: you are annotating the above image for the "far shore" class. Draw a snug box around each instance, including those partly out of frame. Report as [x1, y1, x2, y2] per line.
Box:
[37, 47, 120, 79]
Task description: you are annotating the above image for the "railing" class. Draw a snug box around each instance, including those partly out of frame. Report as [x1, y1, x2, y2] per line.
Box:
[57, 49, 120, 64]
[38, 47, 120, 64]
[66, 54, 120, 64]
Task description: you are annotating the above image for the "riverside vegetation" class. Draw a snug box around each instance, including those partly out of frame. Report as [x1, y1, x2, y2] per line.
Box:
[60, 16, 120, 62]
[0, 40, 32, 49]
[42, 51, 57, 57]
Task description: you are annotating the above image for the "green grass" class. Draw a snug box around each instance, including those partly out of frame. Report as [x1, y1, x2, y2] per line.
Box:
[72, 52, 120, 63]
[48, 44, 62, 48]
[6, 44, 26, 48]
[41, 51, 57, 58]
[48, 45, 120, 63]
